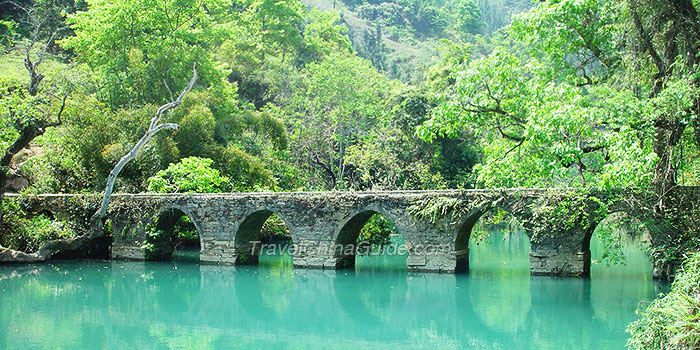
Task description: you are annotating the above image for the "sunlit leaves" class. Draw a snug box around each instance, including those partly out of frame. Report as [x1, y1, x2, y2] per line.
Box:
[649, 79, 700, 125]
[61, 0, 226, 108]
[417, 0, 696, 189]
[510, 0, 622, 84]
[281, 53, 398, 189]
[147, 156, 230, 193]
[419, 35, 661, 188]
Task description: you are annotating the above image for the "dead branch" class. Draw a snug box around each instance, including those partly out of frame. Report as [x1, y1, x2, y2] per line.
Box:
[90, 63, 198, 236]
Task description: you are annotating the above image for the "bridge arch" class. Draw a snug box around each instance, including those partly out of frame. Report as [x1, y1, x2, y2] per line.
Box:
[144, 205, 204, 261]
[588, 211, 653, 266]
[233, 209, 295, 265]
[333, 208, 410, 270]
[453, 205, 532, 273]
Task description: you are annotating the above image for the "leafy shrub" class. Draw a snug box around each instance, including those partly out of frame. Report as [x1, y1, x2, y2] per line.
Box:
[173, 215, 198, 241]
[0, 20, 15, 48]
[627, 252, 700, 349]
[143, 211, 200, 259]
[143, 225, 170, 260]
[147, 157, 230, 193]
[0, 201, 75, 252]
[259, 214, 291, 242]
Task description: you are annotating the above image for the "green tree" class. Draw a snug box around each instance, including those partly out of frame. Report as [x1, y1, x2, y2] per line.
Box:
[61, 0, 228, 108]
[345, 88, 479, 190]
[421, 0, 700, 192]
[509, 0, 700, 193]
[0, 0, 72, 225]
[220, 4, 350, 108]
[297, 10, 352, 65]
[284, 54, 397, 189]
[452, 0, 483, 35]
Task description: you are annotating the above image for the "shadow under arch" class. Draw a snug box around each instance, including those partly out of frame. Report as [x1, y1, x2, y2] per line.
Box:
[453, 208, 487, 273]
[146, 206, 204, 261]
[234, 209, 294, 265]
[333, 209, 408, 270]
[37, 209, 56, 220]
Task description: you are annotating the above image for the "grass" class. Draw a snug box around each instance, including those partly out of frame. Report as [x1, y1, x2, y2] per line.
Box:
[1, 45, 72, 84]
[627, 252, 700, 349]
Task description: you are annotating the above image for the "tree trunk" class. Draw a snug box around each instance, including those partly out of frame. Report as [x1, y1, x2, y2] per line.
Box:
[652, 118, 687, 207]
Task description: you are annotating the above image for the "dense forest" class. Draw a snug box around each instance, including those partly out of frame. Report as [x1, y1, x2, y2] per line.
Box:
[1, 0, 700, 348]
[0, 0, 540, 198]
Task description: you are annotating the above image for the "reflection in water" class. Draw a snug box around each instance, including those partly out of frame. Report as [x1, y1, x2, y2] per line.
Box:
[467, 232, 532, 335]
[590, 234, 665, 330]
[0, 229, 664, 349]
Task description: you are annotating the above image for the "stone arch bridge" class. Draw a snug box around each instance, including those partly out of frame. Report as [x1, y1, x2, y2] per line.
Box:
[11, 187, 699, 278]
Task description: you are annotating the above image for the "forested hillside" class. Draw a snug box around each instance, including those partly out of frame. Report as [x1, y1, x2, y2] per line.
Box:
[302, 0, 533, 81]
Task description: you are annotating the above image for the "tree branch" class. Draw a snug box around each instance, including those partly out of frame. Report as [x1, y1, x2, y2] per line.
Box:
[150, 63, 198, 130]
[91, 64, 197, 235]
[628, 0, 667, 96]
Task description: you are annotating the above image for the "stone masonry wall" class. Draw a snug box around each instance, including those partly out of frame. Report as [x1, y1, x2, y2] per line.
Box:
[12, 188, 697, 277]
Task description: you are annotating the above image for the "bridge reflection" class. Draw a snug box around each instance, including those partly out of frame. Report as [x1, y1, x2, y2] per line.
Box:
[0, 227, 664, 349]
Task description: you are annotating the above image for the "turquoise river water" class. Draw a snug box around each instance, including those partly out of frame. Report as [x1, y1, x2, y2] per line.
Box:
[0, 230, 665, 349]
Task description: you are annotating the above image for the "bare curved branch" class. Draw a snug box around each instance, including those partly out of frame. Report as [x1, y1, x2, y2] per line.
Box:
[91, 63, 198, 236]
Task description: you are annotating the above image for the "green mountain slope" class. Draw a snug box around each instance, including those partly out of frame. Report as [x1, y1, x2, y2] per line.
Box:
[300, 0, 533, 82]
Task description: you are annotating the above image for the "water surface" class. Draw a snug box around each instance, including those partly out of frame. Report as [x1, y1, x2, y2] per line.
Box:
[0, 230, 664, 349]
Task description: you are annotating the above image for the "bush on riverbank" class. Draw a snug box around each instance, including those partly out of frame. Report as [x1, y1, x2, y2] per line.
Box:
[0, 201, 76, 252]
[627, 252, 700, 349]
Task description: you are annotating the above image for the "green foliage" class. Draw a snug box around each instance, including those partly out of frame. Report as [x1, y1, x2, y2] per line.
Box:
[0, 19, 16, 47]
[173, 215, 198, 241]
[282, 53, 397, 189]
[0, 201, 75, 252]
[420, 46, 660, 189]
[61, 0, 227, 108]
[143, 225, 170, 260]
[453, 0, 483, 34]
[357, 214, 397, 250]
[143, 210, 200, 259]
[417, 0, 700, 192]
[408, 196, 472, 230]
[627, 252, 700, 350]
[3, 0, 481, 197]
[307, 0, 532, 81]
[344, 87, 479, 190]
[259, 214, 292, 241]
[509, 0, 620, 83]
[147, 157, 230, 193]
[593, 214, 650, 266]
[0, 77, 53, 148]
[299, 10, 353, 63]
